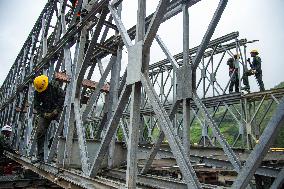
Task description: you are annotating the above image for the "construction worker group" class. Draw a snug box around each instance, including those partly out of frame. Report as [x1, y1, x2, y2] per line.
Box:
[227, 49, 265, 93]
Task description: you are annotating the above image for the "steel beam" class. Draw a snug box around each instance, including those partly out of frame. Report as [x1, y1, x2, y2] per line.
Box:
[5, 151, 127, 189]
[141, 74, 201, 188]
[88, 85, 132, 177]
[109, 5, 132, 49]
[192, 93, 242, 172]
[232, 97, 284, 189]
[143, 0, 170, 51]
[270, 167, 284, 189]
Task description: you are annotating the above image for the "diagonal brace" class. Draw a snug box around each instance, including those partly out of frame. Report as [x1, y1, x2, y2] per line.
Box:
[192, 92, 242, 172]
[108, 4, 133, 49]
[141, 74, 201, 189]
[88, 84, 132, 177]
[192, 0, 228, 70]
[82, 56, 117, 123]
[231, 97, 284, 189]
[143, 0, 170, 51]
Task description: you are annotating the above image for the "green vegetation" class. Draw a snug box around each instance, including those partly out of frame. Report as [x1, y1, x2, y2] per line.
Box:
[189, 81, 284, 147]
[87, 82, 284, 148]
[260, 81, 284, 147]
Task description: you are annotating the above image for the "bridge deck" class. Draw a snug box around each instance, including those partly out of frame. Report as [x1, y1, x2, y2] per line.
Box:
[122, 87, 284, 117]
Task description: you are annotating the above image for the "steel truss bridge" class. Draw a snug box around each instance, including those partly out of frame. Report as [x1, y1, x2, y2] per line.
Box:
[0, 0, 284, 188]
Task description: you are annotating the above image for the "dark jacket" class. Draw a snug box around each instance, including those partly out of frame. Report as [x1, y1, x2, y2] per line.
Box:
[227, 58, 238, 74]
[0, 135, 12, 156]
[34, 81, 65, 115]
[68, 0, 78, 8]
[251, 56, 262, 73]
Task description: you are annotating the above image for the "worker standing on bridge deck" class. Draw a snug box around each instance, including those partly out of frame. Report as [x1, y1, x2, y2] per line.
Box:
[32, 75, 64, 163]
[227, 54, 240, 93]
[242, 50, 265, 92]
[249, 50, 265, 91]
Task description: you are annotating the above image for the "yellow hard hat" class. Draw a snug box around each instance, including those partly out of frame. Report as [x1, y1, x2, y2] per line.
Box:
[34, 75, 49, 92]
[234, 54, 240, 59]
[250, 49, 259, 54]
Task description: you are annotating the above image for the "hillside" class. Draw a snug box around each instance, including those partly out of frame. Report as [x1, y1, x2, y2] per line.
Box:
[189, 81, 284, 147]
[117, 82, 284, 148]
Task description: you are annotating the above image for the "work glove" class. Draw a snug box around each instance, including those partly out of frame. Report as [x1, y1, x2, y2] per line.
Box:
[44, 109, 59, 119]
[247, 58, 251, 63]
[44, 112, 52, 119]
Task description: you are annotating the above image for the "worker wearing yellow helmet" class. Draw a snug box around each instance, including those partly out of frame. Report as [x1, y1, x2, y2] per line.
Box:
[32, 75, 65, 163]
[249, 49, 265, 91]
[250, 49, 258, 54]
[242, 49, 265, 92]
[33, 75, 49, 92]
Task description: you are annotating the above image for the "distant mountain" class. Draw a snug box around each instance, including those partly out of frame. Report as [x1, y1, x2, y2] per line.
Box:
[273, 81, 284, 89]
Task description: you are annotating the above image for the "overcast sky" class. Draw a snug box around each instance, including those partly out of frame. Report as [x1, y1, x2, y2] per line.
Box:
[0, 0, 283, 92]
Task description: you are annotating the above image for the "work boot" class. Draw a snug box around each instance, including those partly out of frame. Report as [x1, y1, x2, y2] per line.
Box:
[31, 159, 41, 164]
[260, 87, 265, 92]
[31, 154, 44, 164]
[241, 86, 250, 93]
[259, 83, 265, 92]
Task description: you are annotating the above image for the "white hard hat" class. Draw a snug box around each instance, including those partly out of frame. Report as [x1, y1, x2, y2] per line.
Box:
[1, 125, 12, 132]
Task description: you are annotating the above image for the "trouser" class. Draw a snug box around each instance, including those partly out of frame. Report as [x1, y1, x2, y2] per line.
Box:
[35, 116, 52, 159]
[242, 71, 253, 90]
[242, 70, 265, 92]
[0, 138, 13, 155]
[4, 140, 12, 153]
[229, 72, 239, 93]
[35, 112, 60, 159]
[255, 73, 265, 91]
